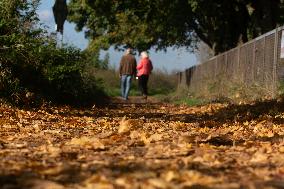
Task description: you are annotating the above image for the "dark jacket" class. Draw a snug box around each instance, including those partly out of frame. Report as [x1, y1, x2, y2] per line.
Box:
[119, 54, 137, 76]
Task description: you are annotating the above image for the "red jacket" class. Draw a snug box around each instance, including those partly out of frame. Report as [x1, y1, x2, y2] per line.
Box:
[137, 58, 153, 76]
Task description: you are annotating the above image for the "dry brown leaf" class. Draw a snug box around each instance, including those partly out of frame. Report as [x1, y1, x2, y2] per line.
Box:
[23, 179, 65, 189]
[147, 178, 168, 189]
[83, 175, 114, 189]
[148, 133, 163, 142]
[130, 130, 141, 140]
[180, 170, 222, 186]
[161, 170, 179, 182]
[115, 177, 132, 188]
[45, 145, 61, 157]
[66, 136, 105, 150]
[140, 131, 150, 145]
[39, 165, 65, 176]
[118, 116, 142, 134]
[250, 152, 268, 163]
[118, 116, 132, 134]
[279, 146, 284, 153]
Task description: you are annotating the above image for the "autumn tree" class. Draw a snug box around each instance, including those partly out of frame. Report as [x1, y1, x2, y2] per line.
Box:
[67, 0, 284, 54]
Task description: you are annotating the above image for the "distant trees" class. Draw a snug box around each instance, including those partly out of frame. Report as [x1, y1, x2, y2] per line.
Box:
[67, 0, 284, 54]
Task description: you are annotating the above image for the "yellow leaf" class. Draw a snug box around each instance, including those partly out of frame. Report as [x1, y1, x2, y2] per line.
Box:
[67, 136, 105, 150]
[266, 131, 274, 138]
[46, 145, 61, 157]
[83, 175, 114, 189]
[23, 179, 64, 189]
[243, 121, 249, 126]
[140, 132, 150, 145]
[148, 133, 163, 142]
[250, 152, 268, 163]
[162, 170, 179, 182]
[130, 130, 140, 140]
[147, 178, 168, 189]
[115, 177, 132, 188]
[118, 116, 131, 134]
[39, 165, 64, 176]
[279, 146, 284, 153]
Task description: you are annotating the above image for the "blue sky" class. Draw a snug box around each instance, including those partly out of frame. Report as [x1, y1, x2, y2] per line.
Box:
[37, 0, 197, 72]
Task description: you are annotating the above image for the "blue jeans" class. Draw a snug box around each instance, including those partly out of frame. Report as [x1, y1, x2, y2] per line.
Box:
[121, 75, 132, 99]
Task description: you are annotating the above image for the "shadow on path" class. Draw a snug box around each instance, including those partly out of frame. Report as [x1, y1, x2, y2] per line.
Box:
[104, 98, 284, 125]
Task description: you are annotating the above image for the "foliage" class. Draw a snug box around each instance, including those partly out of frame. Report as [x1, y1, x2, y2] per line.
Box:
[0, 0, 106, 106]
[82, 49, 110, 70]
[100, 52, 110, 70]
[148, 69, 177, 95]
[40, 45, 106, 106]
[0, 0, 44, 103]
[67, 0, 284, 54]
[67, 0, 196, 52]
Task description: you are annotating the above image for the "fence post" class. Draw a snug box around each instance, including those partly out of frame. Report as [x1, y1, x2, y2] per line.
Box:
[252, 41, 256, 82]
[263, 35, 266, 84]
[237, 46, 241, 83]
[273, 27, 279, 98]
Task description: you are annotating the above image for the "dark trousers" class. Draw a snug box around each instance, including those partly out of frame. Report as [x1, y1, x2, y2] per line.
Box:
[138, 75, 149, 96]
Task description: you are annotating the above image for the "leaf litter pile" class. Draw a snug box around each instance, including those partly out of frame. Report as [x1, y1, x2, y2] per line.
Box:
[1, 100, 284, 189]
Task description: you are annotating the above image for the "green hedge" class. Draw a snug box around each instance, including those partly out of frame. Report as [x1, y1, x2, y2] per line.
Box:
[0, 0, 106, 107]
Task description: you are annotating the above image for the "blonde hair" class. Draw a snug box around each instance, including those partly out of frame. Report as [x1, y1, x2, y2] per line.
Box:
[125, 48, 133, 55]
[141, 51, 149, 58]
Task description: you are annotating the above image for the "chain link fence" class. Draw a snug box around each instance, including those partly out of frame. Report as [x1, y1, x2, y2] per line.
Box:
[178, 26, 284, 101]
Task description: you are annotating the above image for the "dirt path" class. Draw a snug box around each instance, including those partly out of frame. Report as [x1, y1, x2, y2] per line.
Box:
[0, 100, 284, 188]
[108, 96, 161, 104]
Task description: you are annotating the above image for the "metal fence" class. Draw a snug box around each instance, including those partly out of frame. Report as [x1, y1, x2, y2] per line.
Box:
[178, 26, 284, 101]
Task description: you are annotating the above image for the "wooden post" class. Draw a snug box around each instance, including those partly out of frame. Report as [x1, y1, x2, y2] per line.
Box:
[273, 27, 279, 98]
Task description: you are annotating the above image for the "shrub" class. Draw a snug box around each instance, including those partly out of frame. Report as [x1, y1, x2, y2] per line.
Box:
[0, 0, 106, 107]
[148, 69, 177, 95]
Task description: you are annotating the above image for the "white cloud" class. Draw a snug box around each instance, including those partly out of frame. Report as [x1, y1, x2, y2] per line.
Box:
[38, 9, 53, 22]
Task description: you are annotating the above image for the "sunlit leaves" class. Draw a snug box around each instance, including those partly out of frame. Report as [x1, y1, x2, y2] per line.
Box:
[1, 100, 284, 188]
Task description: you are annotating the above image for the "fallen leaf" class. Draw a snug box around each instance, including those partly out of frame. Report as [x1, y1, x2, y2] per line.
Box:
[250, 152, 268, 163]
[23, 179, 65, 189]
[147, 178, 168, 189]
[66, 136, 105, 150]
[161, 170, 179, 182]
[279, 146, 284, 153]
[83, 175, 114, 189]
[118, 116, 132, 134]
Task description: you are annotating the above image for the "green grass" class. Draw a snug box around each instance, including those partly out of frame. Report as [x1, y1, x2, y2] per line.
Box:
[103, 86, 141, 97]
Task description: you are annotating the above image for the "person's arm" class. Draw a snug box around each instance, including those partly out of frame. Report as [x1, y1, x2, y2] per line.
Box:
[136, 59, 144, 70]
[149, 60, 153, 72]
[119, 56, 124, 77]
[133, 58, 137, 76]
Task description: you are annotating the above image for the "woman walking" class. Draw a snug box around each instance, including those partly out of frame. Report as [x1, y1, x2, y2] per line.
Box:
[137, 51, 153, 99]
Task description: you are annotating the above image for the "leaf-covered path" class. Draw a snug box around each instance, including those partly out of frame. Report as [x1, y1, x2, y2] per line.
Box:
[1, 98, 284, 189]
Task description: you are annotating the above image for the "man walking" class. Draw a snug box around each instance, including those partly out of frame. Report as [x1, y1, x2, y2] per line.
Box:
[119, 48, 137, 100]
